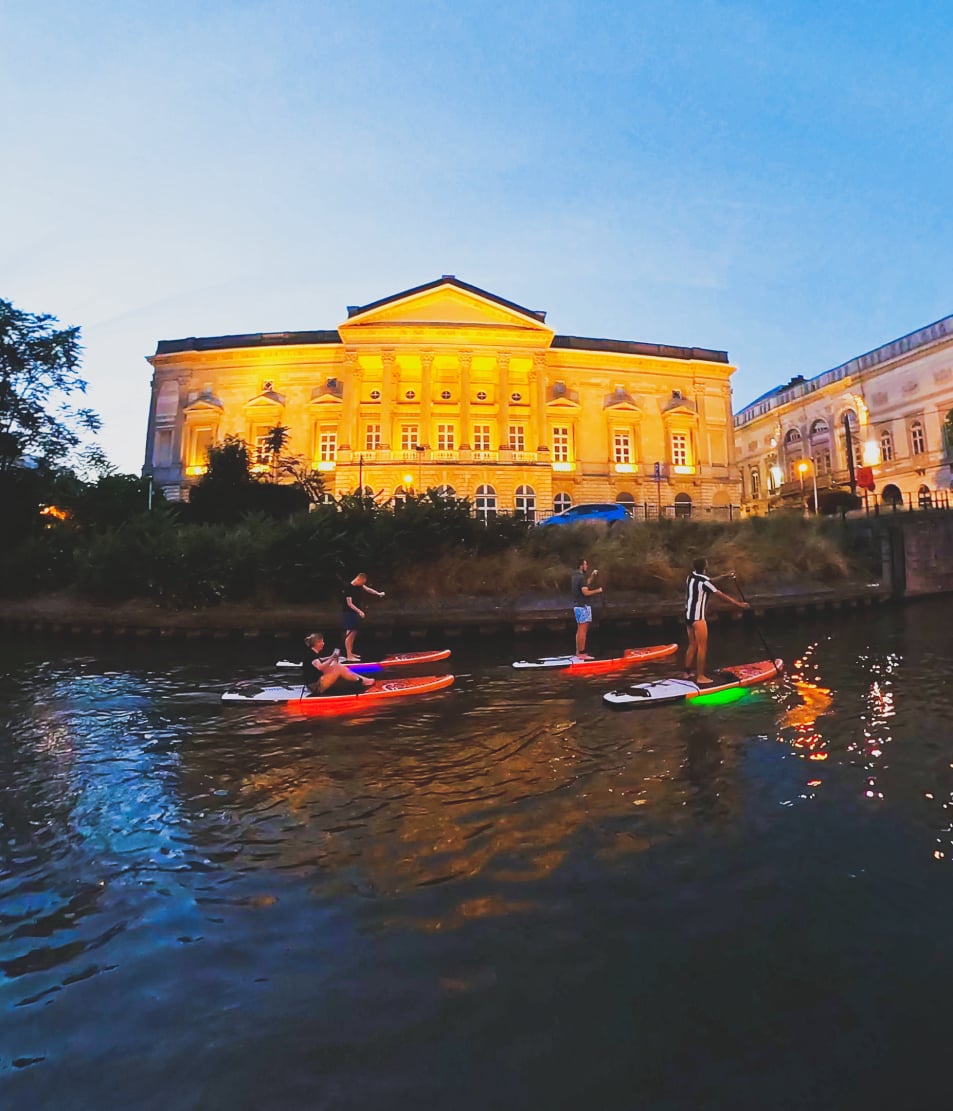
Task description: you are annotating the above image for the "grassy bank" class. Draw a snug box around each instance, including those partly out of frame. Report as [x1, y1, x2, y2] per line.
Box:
[2, 495, 881, 610]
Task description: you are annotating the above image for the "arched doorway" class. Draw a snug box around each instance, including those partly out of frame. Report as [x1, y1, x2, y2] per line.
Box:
[475, 484, 497, 522]
[881, 484, 903, 508]
[553, 492, 572, 514]
[674, 493, 693, 519]
[515, 485, 536, 522]
[615, 492, 635, 517]
[917, 484, 932, 509]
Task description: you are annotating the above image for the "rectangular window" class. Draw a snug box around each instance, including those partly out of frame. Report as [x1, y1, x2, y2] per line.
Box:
[401, 425, 419, 451]
[253, 426, 272, 468]
[613, 430, 631, 465]
[437, 424, 455, 452]
[911, 422, 926, 455]
[751, 468, 761, 498]
[365, 424, 381, 451]
[318, 428, 337, 463]
[154, 428, 174, 467]
[508, 424, 525, 452]
[671, 432, 688, 468]
[472, 424, 491, 452]
[191, 427, 214, 469]
[552, 425, 571, 463]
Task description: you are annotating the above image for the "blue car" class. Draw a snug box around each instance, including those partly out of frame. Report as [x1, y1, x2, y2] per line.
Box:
[537, 502, 630, 527]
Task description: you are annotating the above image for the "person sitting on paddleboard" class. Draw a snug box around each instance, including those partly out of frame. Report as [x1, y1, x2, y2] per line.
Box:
[572, 557, 603, 660]
[341, 572, 386, 662]
[302, 632, 375, 695]
[684, 557, 749, 685]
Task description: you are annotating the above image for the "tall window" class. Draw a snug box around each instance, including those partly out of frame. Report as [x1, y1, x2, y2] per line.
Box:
[815, 450, 831, 475]
[613, 430, 632, 464]
[154, 428, 174, 468]
[515, 484, 536, 521]
[475, 484, 497, 522]
[552, 425, 571, 463]
[437, 424, 455, 451]
[365, 423, 381, 452]
[880, 429, 894, 463]
[472, 424, 491, 452]
[191, 427, 214, 470]
[508, 424, 525, 452]
[401, 424, 419, 452]
[911, 420, 926, 455]
[554, 492, 572, 513]
[317, 428, 337, 464]
[253, 426, 272, 468]
[751, 467, 761, 498]
[671, 432, 688, 467]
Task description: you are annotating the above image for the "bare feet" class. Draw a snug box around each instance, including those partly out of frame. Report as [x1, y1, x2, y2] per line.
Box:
[577, 653, 595, 661]
[695, 675, 714, 685]
[361, 677, 375, 688]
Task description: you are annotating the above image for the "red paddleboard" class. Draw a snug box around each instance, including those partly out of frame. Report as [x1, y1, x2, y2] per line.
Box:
[513, 643, 678, 674]
[223, 673, 454, 713]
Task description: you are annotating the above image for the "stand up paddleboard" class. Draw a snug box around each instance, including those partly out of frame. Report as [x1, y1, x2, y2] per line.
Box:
[513, 643, 678, 674]
[223, 673, 455, 712]
[276, 649, 451, 674]
[603, 659, 783, 708]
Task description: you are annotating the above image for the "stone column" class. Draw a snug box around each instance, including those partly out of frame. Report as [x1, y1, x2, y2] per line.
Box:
[497, 352, 510, 449]
[533, 353, 549, 454]
[420, 350, 434, 447]
[380, 349, 396, 449]
[340, 351, 360, 452]
[459, 350, 472, 449]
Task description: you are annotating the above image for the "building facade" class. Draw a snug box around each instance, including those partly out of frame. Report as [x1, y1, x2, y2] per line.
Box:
[735, 314, 953, 514]
[144, 277, 741, 519]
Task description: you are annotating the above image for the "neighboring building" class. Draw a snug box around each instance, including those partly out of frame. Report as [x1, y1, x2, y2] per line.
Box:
[735, 314, 953, 514]
[144, 277, 740, 519]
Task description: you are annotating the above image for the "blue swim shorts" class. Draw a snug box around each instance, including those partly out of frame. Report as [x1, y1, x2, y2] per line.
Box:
[574, 605, 592, 625]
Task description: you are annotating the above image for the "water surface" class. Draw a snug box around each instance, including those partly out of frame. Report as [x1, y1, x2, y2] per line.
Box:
[2, 600, 952, 1109]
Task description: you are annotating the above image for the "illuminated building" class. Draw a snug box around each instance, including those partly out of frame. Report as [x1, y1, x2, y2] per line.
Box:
[144, 277, 740, 518]
[735, 313, 953, 513]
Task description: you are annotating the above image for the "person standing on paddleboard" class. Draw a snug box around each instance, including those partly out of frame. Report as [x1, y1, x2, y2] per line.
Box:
[302, 632, 375, 694]
[572, 557, 603, 660]
[684, 557, 749, 685]
[342, 572, 386, 662]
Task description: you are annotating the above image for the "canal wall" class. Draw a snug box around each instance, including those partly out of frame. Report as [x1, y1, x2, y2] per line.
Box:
[851, 510, 953, 598]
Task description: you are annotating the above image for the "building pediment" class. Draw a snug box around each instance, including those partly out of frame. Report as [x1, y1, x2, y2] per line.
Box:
[604, 387, 643, 413]
[338, 277, 555, 349]
[243, 389, 286, 413]
[309, 379, 344, 405]
[661, 396, 697, 417]
[183, 392, 224, 415]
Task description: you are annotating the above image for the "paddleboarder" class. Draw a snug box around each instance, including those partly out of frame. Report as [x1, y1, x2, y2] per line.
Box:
[302, 632, 375, 694]
[341, 572, 386, 661]
[572, 557, 603, 659]
[684, 557, 749, 685]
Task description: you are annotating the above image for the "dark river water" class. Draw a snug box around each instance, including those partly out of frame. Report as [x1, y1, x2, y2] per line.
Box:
[2, 598, 953, 1110]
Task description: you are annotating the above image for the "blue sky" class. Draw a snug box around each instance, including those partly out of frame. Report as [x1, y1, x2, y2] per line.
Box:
[3, 0, 952, 472]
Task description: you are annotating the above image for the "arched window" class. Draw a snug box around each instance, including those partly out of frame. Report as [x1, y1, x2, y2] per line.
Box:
[751, 467, 761, 498]
[436, 484, 456, 499]
[810, 418, 829, 437]
[615, 492, 635, 517]
[393, 485, 412, 508]
[553, 492, 572, 514]
[475, 484, 497, 522]
[880, 429, 894, 463]
[515, 484, 536, 522]
[917, 484, 932, 509]
[911, 420, 926, 455]
[784, 428, 802, 446]
[674, 493, 692, 519]
[881, 484, 903, 508]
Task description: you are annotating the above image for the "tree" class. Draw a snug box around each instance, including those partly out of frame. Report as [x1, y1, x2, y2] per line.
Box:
[0, 299, 100, 471]
[262, 424, 290, 483]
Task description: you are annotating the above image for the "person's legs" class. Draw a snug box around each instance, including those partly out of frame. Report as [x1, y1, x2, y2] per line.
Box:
[343, 628, 359, 660]
[319, 660, 374, 693]
[575, 619, 590, 657]
[684, 622, 698, 676]
[694, 620, 712, 684]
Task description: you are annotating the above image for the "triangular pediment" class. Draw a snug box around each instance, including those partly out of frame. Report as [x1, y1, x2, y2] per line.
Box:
[338, 278, 554, 346]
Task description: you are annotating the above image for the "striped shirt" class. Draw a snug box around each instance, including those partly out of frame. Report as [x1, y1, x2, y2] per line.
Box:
[685, 571, 717, 622]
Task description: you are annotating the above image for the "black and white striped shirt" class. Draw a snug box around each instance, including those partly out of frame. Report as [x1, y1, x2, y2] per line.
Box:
[685, 571, 717, 622]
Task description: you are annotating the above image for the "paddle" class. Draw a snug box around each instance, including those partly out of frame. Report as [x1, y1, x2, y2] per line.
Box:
[730, 576, 776, 663]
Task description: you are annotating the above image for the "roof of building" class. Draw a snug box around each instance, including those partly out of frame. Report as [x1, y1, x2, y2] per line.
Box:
[344, 275, 548, 322]
[552, 335, 728, 363]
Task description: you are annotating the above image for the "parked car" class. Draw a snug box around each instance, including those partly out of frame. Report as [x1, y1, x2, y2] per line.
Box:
[537, 502, 630, 527]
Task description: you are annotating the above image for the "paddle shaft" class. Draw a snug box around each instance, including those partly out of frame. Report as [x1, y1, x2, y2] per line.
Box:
[730, 578, 775, 662]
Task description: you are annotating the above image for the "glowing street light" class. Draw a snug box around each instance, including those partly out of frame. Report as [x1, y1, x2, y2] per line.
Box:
[797, 459, 818, 516]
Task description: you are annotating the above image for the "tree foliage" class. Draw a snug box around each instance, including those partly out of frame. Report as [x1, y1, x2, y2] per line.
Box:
[0, 299, 100, 470]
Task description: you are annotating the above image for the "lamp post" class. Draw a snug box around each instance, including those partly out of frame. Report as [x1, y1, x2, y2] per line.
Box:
[797, 460, 809, 517]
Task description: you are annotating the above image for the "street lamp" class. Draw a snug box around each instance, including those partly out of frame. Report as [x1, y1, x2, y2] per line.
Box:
[797, 460, 808, 516]
[798, 459, 818, 516]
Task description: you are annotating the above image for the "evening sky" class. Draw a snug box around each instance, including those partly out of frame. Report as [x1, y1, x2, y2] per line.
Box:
[2, 0, 951, 472]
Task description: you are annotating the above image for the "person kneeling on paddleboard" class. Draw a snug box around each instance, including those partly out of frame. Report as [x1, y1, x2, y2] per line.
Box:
[302, 633, 375, 695]
[684, 558, 749, 685]
[571, 557, 603, 660]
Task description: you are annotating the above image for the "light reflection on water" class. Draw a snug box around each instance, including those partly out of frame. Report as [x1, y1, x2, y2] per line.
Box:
[3, 601, 953, 1108]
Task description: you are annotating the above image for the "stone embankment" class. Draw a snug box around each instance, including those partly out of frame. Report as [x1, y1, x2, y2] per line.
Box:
[0, 582, 890, 644]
